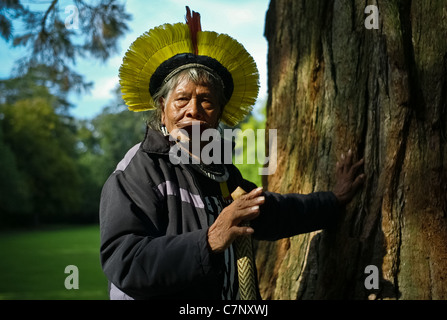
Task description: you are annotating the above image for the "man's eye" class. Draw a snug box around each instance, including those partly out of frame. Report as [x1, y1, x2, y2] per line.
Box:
[175, 97, 189, 106]
[202, 99, 215, 107]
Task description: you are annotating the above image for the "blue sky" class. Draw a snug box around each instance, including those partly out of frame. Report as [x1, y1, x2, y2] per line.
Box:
[0, 0, 270, 119]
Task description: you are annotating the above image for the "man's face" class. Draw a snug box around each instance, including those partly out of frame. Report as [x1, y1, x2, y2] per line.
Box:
[161, 79, 222, 139]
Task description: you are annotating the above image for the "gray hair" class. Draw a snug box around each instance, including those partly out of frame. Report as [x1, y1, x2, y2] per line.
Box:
[147, 67, 228, 131]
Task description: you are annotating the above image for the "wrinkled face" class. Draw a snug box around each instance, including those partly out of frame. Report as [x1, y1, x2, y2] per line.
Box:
[161, 78, 222, 139]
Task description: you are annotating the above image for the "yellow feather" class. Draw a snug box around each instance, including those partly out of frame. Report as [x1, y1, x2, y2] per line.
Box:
[120, 23, 193, 111]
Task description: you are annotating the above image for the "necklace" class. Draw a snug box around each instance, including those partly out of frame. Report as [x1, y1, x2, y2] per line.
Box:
[190, 162, 229, 182]
[169, 137, 230, 182]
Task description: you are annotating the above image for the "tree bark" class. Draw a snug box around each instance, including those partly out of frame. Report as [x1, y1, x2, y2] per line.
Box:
[256, 0, 447, 299]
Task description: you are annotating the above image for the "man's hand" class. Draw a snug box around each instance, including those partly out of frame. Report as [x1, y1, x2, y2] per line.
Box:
[207, 187, 265, 253]
[333, 149, 365, 206]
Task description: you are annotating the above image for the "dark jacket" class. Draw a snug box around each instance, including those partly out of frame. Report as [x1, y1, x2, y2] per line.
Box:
[99, 129, 340, 300]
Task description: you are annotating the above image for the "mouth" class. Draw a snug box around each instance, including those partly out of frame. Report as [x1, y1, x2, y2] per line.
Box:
[173, 121, 213, 138]
[171, 121, 213, 141]
[176, 120, 210, 129]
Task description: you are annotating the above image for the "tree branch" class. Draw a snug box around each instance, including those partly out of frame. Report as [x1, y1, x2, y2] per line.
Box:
[40, 0, 58, 35]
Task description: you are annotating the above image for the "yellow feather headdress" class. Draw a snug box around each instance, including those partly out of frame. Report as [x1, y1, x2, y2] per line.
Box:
[118, 7, 259, 127]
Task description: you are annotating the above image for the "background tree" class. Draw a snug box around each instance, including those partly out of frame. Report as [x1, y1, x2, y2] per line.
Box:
[0, 121, 32, 223]
[1, 0, 131, 93]
[0, 0, 131, 226]
[0, 72, 81, 225]
[256, 0, 447, 299]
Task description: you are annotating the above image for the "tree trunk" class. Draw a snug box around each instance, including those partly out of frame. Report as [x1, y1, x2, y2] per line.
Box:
[256, 0, 447, 300]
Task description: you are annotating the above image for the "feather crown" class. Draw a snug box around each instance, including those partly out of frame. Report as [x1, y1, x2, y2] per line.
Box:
[119, 7, 259, 127]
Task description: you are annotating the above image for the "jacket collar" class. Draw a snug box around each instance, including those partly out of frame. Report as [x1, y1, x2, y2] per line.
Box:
[141, 128, 172, 155]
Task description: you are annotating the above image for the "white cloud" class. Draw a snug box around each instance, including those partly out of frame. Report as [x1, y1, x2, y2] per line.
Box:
[91, 76, 119, 100]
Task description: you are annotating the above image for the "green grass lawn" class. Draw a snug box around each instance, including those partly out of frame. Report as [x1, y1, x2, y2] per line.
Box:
[0, 225, 108, 300]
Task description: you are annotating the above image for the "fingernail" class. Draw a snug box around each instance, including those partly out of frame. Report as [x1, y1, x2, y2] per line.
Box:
[251, 205, 259, 211]
[256, 196, 265, 203]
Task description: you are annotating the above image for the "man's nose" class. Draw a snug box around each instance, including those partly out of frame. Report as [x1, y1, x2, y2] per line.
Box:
[185, 99, 204, 120]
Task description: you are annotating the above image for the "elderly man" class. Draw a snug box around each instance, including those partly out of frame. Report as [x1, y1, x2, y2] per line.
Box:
[99, 8, 365, 300]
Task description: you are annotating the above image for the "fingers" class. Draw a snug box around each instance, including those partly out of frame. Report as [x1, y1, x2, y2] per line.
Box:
[223, 187, 264, 229]
[338, 149, 364, 175]
[233, 192, 265, 222]
[345, 149, 354, 169]
[216, 187, 264, 227]
[208, 188, 264, 252]
[350, 158, 365, 176]
[352, 173, 366, 190]
[239, 186, 264, 201]
[338, 151, 348, 174]
[335, 161, 343, 175]
[230, 225, 255, 238]
[340, 149, 354, 173]
[235, 187, 264, 208]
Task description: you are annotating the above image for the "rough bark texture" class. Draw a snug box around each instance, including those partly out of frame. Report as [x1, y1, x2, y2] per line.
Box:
[256, 0, 447, 300]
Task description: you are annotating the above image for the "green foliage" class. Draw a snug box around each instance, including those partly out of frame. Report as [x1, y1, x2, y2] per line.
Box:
[0, 0, 132, 226]
[232, 103, 266, 187]
[0, 123, 32, 219]
[1, 94, 81, 224]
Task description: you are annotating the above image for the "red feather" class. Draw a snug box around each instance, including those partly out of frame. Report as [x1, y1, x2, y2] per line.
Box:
[185, 6, 201, 55]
